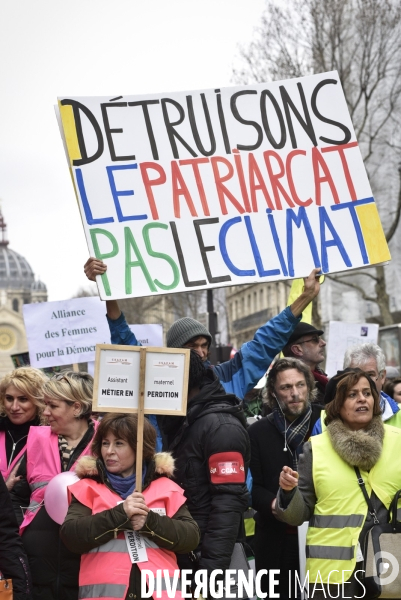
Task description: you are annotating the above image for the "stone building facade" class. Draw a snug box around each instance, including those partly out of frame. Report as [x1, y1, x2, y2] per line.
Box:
[0, 211, 47, 376]
[226, 281, 291, 349]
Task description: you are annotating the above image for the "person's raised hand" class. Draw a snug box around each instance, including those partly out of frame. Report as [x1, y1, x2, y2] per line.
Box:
[84, 257, 107, 282]
[302, 268, 322, 301]
[123, 492, 149, 530]
[279, 465, 299, 492]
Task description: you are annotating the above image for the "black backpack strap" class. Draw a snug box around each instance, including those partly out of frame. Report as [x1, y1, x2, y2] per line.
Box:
[354, 466, 379, 525]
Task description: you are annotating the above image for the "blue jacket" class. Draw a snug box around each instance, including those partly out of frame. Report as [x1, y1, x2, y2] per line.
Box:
[107, 306, 301, 399]
[311, 390, 400, 435]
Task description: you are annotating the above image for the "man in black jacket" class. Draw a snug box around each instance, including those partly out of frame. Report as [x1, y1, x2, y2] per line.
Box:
[248, 357, 323, 599]
[0, 472, 32, 600]
[159, 352, 250, 597]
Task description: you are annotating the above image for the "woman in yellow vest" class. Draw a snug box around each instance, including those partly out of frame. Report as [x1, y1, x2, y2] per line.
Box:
[60, 413, 200, 600]
[275, 369, 401, 599]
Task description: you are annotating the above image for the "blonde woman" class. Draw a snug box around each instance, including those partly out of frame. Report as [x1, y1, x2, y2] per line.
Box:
[12, 371, 97, 600]
[0, 367, 47, 492]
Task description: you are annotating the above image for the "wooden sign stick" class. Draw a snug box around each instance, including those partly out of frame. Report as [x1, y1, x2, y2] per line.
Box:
[135, 347, 146, 492]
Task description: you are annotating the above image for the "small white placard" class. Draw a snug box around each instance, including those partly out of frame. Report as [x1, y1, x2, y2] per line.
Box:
[95, 347, 141, 410]
[129, 324, 163, 347]
[144, 350, 188, 413]
[326, 321, 379, 377]
[124, 531, 148, 563]
[23, 297, 111, 368]
[93, 345, 189, 415]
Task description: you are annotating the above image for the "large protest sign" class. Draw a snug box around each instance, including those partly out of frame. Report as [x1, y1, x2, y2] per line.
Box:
[57, 71, 391, 300]
[23, 297, 111, 368]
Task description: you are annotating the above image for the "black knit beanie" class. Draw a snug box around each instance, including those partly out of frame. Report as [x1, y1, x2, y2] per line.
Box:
[166, 318, 212, 348]
[323, 367, 371, 405]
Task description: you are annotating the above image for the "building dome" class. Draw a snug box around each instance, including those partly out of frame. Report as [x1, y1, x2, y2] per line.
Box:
[0, 246, 35, 290]
[0, 210, 35, 291]
[31, 278, 47, 292]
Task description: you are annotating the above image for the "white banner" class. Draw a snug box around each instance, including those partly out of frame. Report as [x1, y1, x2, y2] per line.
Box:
[23, 297, 110, 368]
[57, 71, 391, 300]
[326, 320, 379, 377]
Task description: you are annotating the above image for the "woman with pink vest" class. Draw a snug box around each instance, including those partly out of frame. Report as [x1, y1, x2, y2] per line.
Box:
[0, 367, 47, 505]
[60, 413, 200, 600]
[12, 371, 98, 600]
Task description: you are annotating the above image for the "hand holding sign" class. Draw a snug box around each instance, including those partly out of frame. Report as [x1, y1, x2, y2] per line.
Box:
[123, 491, 149, 530]
[84, 257, 107, 281]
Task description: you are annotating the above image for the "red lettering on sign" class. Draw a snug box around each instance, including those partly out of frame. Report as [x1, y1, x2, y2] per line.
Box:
[208, 451, 245, 484]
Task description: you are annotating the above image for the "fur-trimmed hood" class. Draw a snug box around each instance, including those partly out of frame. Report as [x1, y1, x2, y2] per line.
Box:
[327, 415, 384, 471]
[75, 451, 175, 480]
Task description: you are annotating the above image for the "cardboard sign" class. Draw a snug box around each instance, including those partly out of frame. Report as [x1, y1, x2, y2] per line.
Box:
[57, 71, 391, 300]
[93, 345, 189, 414]
[23, 297, 111, 368]
[325, 320, 379, 377]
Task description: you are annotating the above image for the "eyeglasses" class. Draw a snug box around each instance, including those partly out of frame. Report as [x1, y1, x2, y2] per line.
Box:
[365, 372, 383, 382]
[296, 336, 322, 345]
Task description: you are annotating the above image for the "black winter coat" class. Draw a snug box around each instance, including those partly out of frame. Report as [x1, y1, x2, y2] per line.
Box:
[0, 473, 32, 600]
[160, 369, 250, 579]
[248, 403, 323, 575]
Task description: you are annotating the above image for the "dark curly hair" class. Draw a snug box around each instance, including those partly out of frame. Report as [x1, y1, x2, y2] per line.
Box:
[266, 357, 317, 408]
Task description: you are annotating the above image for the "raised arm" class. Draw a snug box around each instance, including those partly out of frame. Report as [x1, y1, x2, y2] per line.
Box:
[84, 257, 121, 320]
[84, 257, 138, 346]
[215, 269, 322, 397]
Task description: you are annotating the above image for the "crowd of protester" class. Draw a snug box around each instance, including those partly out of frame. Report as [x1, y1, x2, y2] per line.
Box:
[1, 260, 401, 600]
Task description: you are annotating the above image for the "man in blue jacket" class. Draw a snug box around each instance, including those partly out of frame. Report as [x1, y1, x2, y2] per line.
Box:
[85, 257, 322, 399]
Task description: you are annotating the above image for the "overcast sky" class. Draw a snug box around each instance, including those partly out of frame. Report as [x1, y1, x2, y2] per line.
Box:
[0, 0, 265, 301]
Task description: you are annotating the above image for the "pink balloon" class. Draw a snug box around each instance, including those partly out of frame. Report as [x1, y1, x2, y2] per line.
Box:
[44, 471, 79, 524]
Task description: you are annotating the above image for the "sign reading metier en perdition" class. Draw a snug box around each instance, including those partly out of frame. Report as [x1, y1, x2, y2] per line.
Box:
[57, 71, 391, 300]
[93, 345, 189, 415]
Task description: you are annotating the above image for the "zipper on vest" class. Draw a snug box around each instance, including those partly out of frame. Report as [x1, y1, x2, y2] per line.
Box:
[144, 523, 174, 545]
[94, 518, 129, 541]
[7, 431, 27, 467]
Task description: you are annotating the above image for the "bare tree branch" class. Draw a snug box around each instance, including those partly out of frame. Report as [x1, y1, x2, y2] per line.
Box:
[233, 0, 401, 325]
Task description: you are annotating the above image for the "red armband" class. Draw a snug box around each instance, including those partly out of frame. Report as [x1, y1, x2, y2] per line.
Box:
[208, 452, 246, 484]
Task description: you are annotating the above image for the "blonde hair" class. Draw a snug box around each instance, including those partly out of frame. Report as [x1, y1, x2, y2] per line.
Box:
[0, 367, 48, 417]
[43, 371, 93, 420]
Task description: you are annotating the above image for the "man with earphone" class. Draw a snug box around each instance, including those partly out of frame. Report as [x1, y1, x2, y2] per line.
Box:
[248, 357, 324, 600]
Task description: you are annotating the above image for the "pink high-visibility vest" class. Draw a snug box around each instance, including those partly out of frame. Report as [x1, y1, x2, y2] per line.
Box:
[19, 424, 97, 535]
[69, 476, 187, 600]
[0, 430, 27, 480]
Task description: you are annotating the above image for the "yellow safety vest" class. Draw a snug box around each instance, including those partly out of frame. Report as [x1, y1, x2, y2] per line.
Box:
[319, 408, 401, 432]
[307, 425, 401, 584]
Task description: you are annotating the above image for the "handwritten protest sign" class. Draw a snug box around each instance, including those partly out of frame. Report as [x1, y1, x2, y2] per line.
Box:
[57, 71, 390, 300]
[23, 297, 111, 368]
